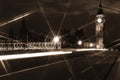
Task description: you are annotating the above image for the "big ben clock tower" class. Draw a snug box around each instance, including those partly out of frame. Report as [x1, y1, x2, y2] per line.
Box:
[95, 0, 105, 48]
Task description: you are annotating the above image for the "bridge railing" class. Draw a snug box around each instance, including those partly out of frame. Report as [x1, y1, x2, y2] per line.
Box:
[0, 42, 61, 51]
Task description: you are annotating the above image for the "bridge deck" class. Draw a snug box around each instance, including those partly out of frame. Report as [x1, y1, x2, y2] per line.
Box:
[106, 54, 120, 80]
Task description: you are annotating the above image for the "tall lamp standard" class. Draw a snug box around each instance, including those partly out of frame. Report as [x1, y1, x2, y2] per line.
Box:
[53, 36, 60, 49]
[78, 40, 83, 48]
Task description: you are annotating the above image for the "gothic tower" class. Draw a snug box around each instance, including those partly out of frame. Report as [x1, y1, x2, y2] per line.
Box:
[95, 0, 105, 48]
[20, 18, 28, 42]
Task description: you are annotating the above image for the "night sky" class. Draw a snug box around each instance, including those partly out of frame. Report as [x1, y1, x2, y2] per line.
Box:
[0, 0, 119, 43]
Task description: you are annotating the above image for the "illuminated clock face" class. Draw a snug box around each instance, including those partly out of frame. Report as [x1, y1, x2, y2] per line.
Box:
[97, 18, 102, 23]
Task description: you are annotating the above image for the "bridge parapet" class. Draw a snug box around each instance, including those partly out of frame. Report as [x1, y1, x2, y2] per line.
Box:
[0, 42, 61, 51]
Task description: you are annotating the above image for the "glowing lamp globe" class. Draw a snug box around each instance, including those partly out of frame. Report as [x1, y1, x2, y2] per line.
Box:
[53, 36, 59, 43]
[78, 40, 82, 45]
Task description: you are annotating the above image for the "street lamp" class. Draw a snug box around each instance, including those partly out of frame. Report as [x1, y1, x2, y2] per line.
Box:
[96, 45, 100, 48]
[78, 40, 82, 45]
[53, 36, 60, 44]
[53, 36, 60, 49]
[89, 43, 94, 48]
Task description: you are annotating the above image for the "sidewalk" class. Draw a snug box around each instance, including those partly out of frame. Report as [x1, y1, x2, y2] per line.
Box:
[106, 53, 120, 80]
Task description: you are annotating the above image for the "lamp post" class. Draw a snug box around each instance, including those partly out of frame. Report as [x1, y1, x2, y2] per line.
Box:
[78, 40, 82, 45]
[53, 36, 60, 49]
[53, 36, 59, 44]
[96, 45, 100, 48]
[78, 40, 83, 48]
[89, 43, 94, 48]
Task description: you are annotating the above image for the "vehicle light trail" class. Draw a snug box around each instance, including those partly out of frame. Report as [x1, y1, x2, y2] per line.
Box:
[0, 51, 72, 60]
[74, 48, 108, 52]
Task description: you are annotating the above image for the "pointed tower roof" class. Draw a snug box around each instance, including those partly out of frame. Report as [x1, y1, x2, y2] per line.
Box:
[97, 0, 103, 14]
[20, 17, 28, 42]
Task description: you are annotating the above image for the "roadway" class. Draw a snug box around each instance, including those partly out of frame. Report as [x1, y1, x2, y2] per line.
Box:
[0, 50, 119, 80]
[106, 53, 120, 80]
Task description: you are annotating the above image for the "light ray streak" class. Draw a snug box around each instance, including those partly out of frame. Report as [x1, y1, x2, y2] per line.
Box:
[0, 10, 37, 43]
[0, 11, 33, 27]
[57, 0, 71, 35]
[103, 6, 120, 14]
[107, 39, 120, 48]
[37, 0, 55, 37]
[61, 20, 94, 38]
[0, 60, 8, 73]
[38, 56, 51, 80]
[0, 60, 65, 78]
[111, 43, 120, 48]
[0, 31, 8, 36]
[63, 55, 73, 78]
[0, 33, 21, 43]
[0, 51, 72, 60]
[104, 8, 120, 14]
[0, 34, 23, 43]
[0, 35, 10, 40]
[111, 38, 120, 43]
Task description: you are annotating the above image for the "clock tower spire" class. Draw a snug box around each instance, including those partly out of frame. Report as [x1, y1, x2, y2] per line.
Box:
[95, 0, 105, 48]
[98, 0, 103, 14]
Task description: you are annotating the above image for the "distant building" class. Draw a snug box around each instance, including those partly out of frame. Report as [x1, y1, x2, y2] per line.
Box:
[19, 18, 28, 42]
[83, 41, 96, 48]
